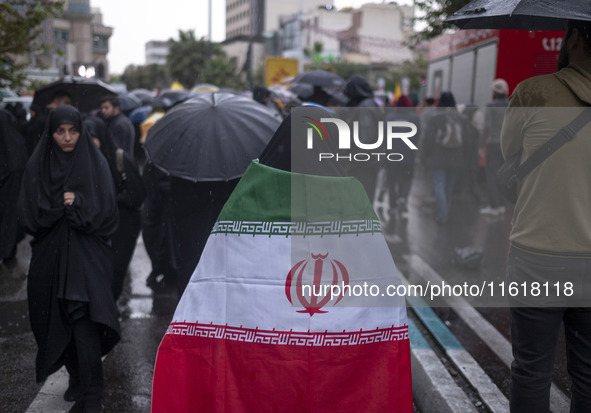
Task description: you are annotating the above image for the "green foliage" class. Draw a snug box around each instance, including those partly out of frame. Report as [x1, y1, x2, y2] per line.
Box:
[331, 62, 368, 81]
[166, 30, 225, 89]
[411, 0, 472, 44]
[201, 56, 241, 90]
[385, 54, 428, 92]
[251, 64, 265, 88]
[0, 0, 64, 88]
[121, 64, 171, 91]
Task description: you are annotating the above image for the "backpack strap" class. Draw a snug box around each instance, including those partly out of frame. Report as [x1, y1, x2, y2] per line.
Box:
[516, 108, 591, 180]
[116, 148, 125, 173]
[115, 148, 128, 182]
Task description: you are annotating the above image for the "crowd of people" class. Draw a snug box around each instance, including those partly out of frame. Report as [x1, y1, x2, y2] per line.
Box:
[0, 75, 510, 411]
[1, 19, 590, 409]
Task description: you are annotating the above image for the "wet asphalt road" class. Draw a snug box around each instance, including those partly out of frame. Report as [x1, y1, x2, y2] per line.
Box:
[0, 164, 571, 412]
[0, 236, 178, 413]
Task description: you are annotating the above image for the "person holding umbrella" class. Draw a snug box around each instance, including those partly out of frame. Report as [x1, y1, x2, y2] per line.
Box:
[500, 20, 591, 412]
[144, 93, 281, 298]
[18, 105, 120, 413]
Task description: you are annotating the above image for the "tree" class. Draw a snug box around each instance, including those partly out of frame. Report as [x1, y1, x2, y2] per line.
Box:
[385, 54, 428, 93]
[121, 64, 171, 91]
[412, 0, 472, 44]
[0, 0, 64, 89]
[201, 56, 241, 90]
[166, 30, 225, 89]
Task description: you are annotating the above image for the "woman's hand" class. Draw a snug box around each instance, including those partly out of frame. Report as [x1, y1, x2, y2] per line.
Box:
[63, 192, 76, 206]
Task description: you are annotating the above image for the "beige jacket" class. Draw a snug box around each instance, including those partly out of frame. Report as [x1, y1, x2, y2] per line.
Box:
[501, 62, 591, 256]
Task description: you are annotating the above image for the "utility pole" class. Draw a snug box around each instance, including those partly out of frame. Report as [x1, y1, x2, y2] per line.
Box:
[208, 0, 212, 59]
[296, 0, 304, 73]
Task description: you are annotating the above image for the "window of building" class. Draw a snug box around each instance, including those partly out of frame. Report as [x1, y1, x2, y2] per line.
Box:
[54, 30, 70, 43]
[67, 1, 91, 14]
[93, 35, 109, 52]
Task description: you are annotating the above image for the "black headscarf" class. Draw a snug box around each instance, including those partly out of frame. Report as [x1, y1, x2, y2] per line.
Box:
[253, 86, 271, 104]
[84, 115, 124, 192]
[438, 91, 457, 108]
[19, 104, 118, 237]
[0, 109, 28, 179]
[344, 75, 376, 107]
[258, 105, 346, 177]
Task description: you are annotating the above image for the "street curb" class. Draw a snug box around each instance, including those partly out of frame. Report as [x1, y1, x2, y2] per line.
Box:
[409, 319, 478, 413]
[407, 295, 509, 413]
[406, 253, 571, 413]
[26, 367, 72, 413]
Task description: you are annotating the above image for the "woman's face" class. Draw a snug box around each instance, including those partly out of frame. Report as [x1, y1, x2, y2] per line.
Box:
[52, 123, 80, 152]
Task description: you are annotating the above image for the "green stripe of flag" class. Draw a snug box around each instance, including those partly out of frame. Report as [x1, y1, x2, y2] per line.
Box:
[217, 161, 378, 223]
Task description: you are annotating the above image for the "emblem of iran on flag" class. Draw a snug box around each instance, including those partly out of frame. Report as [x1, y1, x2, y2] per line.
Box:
[152, 161, 412, 412]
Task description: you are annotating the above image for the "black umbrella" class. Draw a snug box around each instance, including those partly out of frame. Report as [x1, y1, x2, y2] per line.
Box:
[292, 70, 345, 89]
[130, 89, 156, 105]
[446, 0, 590, 31]
[144, 93, 281, 182]
[152, 89, 194, 111]
[118, 92, 143, 113]
[33, 76, 117, 113]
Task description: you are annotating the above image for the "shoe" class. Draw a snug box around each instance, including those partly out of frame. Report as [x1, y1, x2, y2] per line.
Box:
[83, 400, 104, 413]
[494, 206, 506, 215]
[64, 382, 81, 402]
[146, 272, 166, 290]
[479, 206, 496, 215]
[69, 400, 104, 413]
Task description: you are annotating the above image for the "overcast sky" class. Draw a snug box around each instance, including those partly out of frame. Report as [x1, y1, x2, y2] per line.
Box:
[91, 0, 414, 74]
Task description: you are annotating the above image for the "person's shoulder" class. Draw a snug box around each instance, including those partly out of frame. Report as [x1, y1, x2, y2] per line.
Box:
[116, 113, 133, 125]
[515, 73, 560, 92]
[511, 73, 564, 107]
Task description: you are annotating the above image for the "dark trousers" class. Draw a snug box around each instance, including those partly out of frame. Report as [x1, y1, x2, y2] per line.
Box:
[431, 168, 458, 222]
[508, 247, 591, 413]
[65, 316, 103, 403]
[111, 206, 141, 300]
[484, 143, 503, 208]
[171, 178, 239, 298]
[141, 182, 177, 284]
[385, 162, 414, 212]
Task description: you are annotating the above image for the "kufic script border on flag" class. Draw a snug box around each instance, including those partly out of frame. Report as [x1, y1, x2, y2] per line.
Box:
[211, 219, 382, 237]
[166, 322, 409, 347]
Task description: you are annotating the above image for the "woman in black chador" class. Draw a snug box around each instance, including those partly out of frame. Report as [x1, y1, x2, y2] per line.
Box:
[0, 110, 28, 262]
[18, 105, 120, 413]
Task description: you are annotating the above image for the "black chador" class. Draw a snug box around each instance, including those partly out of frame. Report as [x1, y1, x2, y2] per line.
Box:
[18, 105, 120, 410]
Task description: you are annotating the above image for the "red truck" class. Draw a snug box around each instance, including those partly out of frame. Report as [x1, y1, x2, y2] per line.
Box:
[426, 29, 565, 106]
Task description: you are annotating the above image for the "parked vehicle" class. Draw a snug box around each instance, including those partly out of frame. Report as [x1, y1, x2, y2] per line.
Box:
[426, 29, 564, 105]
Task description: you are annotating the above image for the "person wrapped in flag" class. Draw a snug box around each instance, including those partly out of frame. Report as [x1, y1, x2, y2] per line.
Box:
[152, 107, 412, 412]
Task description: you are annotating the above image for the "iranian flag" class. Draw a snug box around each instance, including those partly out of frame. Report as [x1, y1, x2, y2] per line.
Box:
[152, 161, 412, 412]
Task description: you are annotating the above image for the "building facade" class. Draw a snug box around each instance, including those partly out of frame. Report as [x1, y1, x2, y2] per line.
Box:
[16, 0, 112, 83]
[225, 0, 334, 39]
[145, 41, 170, 66]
